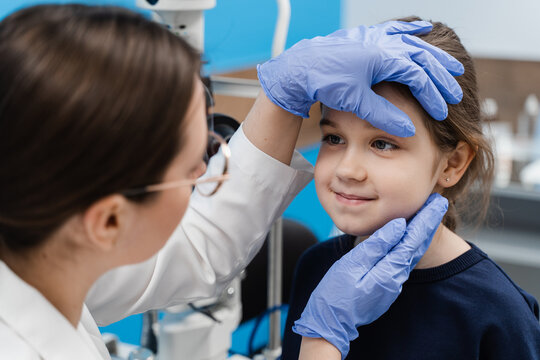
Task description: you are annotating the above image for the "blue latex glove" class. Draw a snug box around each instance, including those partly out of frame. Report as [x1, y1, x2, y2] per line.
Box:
[292, 193, 448, 359]
[257, 21, 464, 137]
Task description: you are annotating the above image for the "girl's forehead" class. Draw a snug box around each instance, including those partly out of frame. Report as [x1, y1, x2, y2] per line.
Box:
[321, 109, 378, 132]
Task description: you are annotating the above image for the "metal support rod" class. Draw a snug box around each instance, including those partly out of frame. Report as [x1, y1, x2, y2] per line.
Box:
[272, 0, 291, 57]
[140, 310, 158, 354]
[265, 2, 290, 355]
[267, 217, 283, 355]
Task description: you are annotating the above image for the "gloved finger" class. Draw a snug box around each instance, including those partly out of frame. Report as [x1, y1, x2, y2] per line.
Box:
[356, 90, 416, 137]
[397, 193, 449, 266]
[366, 194, 448, 292]
[382, 59, 449, 121]
[347, 218, 407, 269]
[404, 193, 449, 266]
[369, 193, 448, 273]
[379, 20, 433, 36]
[401, 34, 464, 76]
[409, 49, 463, 105]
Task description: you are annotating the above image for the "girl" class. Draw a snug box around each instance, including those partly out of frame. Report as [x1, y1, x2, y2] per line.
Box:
[284, 17, 540, 359]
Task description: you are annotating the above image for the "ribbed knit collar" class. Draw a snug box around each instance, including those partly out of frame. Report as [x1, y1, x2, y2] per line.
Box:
[407, 242, 487, 283]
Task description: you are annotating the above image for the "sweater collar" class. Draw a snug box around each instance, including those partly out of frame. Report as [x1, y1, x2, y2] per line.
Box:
[407, 242, 487, 283]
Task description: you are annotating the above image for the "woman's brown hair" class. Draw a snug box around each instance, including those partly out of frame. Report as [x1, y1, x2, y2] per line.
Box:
[394, 16, 495, 231]
[0, 5, 200, 251]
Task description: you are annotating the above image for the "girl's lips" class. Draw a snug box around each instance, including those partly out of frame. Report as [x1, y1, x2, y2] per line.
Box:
[334, 191, 375, 205]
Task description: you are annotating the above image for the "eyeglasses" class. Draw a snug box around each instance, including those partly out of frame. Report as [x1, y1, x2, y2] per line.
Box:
[122, 131, 231, 198]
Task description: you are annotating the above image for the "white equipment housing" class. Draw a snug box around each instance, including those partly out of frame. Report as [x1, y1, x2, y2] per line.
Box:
[157, 278, 244, 360]
[136, 0, 216, 52]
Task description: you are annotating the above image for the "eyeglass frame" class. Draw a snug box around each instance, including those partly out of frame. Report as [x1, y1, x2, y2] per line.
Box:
[121, 131, 231, 198]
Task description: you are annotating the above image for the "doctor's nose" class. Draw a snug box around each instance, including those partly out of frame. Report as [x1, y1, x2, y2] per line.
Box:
[335, 150, 368, 183]
[194, 161, 207, 179]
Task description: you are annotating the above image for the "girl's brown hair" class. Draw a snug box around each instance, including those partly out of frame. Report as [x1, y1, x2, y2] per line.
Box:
[395, 16, 495, 231]
[0, 5, 200, 252]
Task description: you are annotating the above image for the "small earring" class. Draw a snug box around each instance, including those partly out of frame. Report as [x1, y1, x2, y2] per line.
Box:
[445, 177, 450, 182]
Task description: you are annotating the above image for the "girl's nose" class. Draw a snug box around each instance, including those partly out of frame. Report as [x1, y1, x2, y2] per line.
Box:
[335, 150, 368, 183]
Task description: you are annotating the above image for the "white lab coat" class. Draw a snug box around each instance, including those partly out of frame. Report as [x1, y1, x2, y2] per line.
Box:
[0, 125, 314, 359]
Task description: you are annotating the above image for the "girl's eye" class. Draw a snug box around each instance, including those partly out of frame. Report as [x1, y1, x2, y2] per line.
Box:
[371, 139, 398, 151]
[322, 134, 344, 145]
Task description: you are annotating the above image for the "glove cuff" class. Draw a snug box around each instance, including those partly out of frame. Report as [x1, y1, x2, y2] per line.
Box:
[293, 320, 350, 360]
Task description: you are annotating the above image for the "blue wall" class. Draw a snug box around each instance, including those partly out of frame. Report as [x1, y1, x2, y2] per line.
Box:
[204, 0, 341, 73]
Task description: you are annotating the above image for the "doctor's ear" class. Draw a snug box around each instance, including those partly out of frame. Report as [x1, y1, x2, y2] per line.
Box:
[82, 195, 130, 252]
[438, 141, 475, 188]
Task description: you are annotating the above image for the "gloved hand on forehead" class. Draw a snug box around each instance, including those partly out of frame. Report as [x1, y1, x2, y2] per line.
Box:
[292, 193, 448, 359]
[257, 21, 464, 137]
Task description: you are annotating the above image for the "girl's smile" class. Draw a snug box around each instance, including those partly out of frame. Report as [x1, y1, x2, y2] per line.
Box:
[333, 190, 376, 206]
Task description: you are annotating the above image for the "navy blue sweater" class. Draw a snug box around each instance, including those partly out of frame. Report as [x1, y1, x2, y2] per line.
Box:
[282, 235, 540, 359]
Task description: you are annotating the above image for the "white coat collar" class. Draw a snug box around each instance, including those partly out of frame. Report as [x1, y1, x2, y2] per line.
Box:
[0, 261, 106, 359]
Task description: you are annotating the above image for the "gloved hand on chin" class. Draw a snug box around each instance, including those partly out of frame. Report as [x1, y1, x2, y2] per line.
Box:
[257, 21, 464, 137]
[292, 193, 448, 359]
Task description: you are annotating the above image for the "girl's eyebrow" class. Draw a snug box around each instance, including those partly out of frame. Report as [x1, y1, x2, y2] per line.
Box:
[319, 118, 337, 127]
[319, 117, 404, 142]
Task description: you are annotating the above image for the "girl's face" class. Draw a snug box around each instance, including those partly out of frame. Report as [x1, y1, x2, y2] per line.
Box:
[315, 83, 447, 236]
[121, 79, 208, 263]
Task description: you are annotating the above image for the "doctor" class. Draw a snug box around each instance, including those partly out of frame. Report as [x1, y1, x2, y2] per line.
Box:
[0, 4, 462, 359]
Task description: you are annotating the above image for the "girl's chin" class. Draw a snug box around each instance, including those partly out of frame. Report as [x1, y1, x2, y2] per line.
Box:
[335, 224, 377, 237]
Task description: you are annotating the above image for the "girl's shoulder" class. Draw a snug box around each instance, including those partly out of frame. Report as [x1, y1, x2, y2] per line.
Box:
[469, 243, 539, 318]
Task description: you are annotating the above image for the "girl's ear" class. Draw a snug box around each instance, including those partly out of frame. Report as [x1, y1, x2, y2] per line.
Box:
[438, 141, 475, 188]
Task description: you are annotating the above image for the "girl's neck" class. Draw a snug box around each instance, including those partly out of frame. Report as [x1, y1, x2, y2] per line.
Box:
[414, 224, 470, 269]
[1, 242, 99, 327]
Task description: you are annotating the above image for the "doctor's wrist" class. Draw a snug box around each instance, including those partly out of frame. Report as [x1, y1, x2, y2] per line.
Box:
[243, 92, 302, 165]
